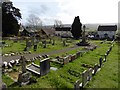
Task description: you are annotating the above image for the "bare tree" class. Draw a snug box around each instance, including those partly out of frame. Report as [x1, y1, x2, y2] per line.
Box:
[54, 19, 63, 28]
[26, 14, 42, 29]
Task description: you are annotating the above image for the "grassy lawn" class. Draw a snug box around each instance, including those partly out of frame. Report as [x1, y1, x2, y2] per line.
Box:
[2, 37, 79, 54]
[2, 40, 118, 88]
[85, 42, 118, 88]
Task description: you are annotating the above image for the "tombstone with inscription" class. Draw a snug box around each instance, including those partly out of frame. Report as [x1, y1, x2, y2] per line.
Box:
[40, 58, 50, 76]
[18, 56, 31, 86]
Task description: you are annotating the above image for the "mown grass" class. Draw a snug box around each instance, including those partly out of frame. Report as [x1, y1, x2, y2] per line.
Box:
[85, 42, 118, 88]
[3, 40, 118, 88]
[2, 37, 78, 54]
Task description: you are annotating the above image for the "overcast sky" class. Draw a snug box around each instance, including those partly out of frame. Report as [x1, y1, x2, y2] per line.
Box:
[11, 0, 119, 25]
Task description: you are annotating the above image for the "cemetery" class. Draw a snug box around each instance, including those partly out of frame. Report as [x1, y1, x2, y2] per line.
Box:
[1, 38, 118, 88]
[1, 1, 118, 89]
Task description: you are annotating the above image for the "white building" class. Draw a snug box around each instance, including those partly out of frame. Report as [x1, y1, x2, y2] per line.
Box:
[97, 25, 117, 39]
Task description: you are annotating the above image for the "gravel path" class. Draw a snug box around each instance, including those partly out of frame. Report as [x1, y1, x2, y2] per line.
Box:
[2, 45, 87, 62]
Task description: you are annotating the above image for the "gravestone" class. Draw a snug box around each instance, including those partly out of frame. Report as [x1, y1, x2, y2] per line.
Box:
[71, 54, 76, 61]
[31, 37, 35, 45]
[20, 56, 27, 73]
[106, 50, 110, 56]
[25, 40, 32, 51]
[104, 54, 107, 62]
[82, 70, 88, 87]
[63, 40, 66, 46]
[49, 38, 52, 43]
[93, 64, 99, 75]
[109, 46, 112, 52]
[40, 58, 50, 76]
[76, 51, 81, 58]
[18, 56, 31, 85]
[99, 57, 103, 68]
[74, 80, 81, 89]
[76, 25, 89, 46]
[52, 39, 55, 45]
[63, 56, 69, 64]
[18, 72, 31, 85]
[43, 40, 47, 48]
[2, 83, 7, 89]
[88, 68, 93, 81]
[34, 44, 37, 51]
[68, 54, 72, 62]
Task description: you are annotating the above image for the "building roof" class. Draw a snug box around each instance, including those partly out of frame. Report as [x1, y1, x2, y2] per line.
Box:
[98, 25, 117, 31]
[41, 27, 55, 36]
[55, 27, 71, 31]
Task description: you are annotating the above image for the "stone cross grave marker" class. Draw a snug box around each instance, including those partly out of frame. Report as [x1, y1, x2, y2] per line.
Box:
[20, 56, 27, 73]
[18, 56, 31, 85]
[40, 58, 50, 76]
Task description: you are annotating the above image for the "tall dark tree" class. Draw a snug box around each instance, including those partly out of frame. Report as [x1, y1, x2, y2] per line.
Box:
[71, 16, 82, 39]
[2, 1, 21, 36]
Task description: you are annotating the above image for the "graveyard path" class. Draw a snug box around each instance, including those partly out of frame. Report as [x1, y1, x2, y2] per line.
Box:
[2, 45, 87, 62]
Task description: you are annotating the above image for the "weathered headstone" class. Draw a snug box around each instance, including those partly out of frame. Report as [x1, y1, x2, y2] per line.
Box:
[2, 83, 7, 89]
[20, 56, 27, 73]
[106, 50, 110, 55]
[40, 58, 50, 76]
[63, 56, 69, 64]
[88, 68, 93, 81]
[18, 72, 31, 85]
[71, 54, 76, 61]
[34, 44, 37, 51]
[52, 39, 55, 45]
[76, 51, 81, 58]
[74, 80, 81, 89]
[81, 70, 88, 87]
[49, 38, 52, 43]
[99, 57, 103, 68]
[43, 40, 47, 48]
[18, 56, 31, 85]
[93, 64, 99, 75]
[63, 40, 66, 46]
[104, 54, 107, 62]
